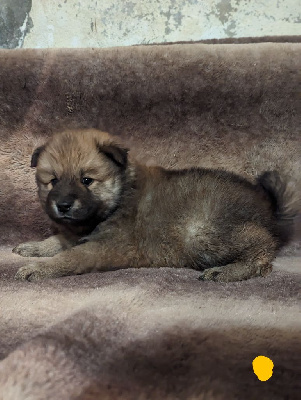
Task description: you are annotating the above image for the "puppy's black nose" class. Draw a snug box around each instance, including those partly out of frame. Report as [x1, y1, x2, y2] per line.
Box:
[57, 201, 73, 213]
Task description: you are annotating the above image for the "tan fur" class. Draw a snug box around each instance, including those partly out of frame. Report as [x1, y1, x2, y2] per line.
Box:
[13, 129, 296, 282]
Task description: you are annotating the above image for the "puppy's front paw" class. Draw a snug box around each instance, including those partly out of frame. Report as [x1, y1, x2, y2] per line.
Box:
[13, 242, 45, 257]
[15, 262, 60, 282]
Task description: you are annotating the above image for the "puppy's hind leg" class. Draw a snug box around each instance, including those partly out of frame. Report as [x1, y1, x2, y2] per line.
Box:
[199, 259, 273, 282]
[199, 224, 276, 282]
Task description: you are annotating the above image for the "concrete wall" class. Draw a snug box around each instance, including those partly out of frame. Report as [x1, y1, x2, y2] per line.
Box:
[0, 0, 300, 49]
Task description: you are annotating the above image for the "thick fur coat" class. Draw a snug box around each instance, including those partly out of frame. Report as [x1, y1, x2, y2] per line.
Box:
[14, 129, 297, 282]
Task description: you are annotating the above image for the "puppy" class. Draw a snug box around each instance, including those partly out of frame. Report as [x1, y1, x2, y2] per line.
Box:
[13, 129, 297, 282]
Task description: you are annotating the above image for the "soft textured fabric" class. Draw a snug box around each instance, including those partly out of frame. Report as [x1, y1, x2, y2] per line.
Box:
[0, 41, 300, 399]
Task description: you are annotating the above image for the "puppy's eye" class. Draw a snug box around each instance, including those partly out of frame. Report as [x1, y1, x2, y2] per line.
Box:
[81, 177, 94, 186]
[51, 178, 58, 186]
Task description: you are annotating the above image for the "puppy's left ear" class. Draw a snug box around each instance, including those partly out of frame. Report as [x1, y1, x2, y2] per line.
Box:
[98, 142, 128, 168]
[31, 146, 45, 168]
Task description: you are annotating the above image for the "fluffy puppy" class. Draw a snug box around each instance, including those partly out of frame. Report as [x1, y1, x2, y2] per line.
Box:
[13, 129, 298, 282]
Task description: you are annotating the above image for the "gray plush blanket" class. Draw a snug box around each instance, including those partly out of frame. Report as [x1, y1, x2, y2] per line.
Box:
[0, 40, 300, 399]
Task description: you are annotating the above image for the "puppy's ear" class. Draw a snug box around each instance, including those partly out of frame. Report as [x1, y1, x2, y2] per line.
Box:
[31, 146, 45, 168]
[98, 142, 128, 168]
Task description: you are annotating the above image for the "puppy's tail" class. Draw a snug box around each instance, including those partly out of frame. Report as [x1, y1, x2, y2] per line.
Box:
[257, 171, 300, 246]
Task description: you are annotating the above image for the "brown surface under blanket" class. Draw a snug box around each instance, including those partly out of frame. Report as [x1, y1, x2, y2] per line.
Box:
[0, 41, 300, 399]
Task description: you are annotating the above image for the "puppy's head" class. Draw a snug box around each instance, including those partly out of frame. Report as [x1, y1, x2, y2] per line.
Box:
[31, 129, 128, 231]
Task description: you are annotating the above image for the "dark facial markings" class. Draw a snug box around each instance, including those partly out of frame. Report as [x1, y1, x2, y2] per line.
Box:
[51, 177, 59, 187]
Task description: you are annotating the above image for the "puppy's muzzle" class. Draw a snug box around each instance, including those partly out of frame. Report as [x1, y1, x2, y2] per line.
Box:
[57, 200, 73, 214]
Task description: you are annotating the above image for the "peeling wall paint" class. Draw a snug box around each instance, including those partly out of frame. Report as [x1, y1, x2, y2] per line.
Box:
[0, 0, 33, 48]
[1, 0, 300, 49]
